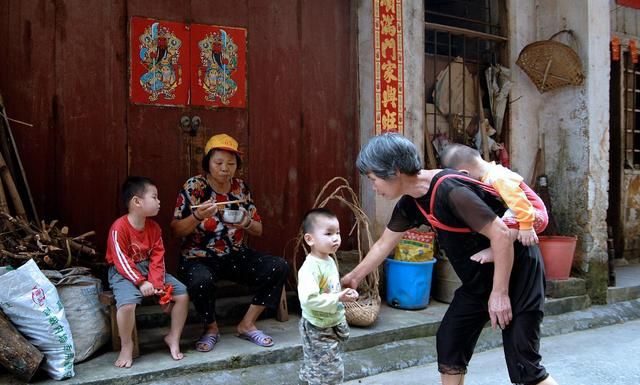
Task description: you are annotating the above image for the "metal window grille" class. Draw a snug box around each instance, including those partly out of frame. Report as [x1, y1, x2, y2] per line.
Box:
[622, 51, 640, 168]
[425, 0, 506, 164]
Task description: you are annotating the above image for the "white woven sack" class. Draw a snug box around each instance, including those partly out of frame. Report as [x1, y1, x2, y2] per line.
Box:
[45, 268, 110, 363]
[0, 259, 75, 380]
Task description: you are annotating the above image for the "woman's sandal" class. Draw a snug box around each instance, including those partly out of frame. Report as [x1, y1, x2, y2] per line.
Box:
[237, 329, 274, 347]
[195, 333, 220, 352]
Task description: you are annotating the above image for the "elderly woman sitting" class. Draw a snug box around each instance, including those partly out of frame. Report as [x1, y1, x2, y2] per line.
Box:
[171, 134, 289, 352]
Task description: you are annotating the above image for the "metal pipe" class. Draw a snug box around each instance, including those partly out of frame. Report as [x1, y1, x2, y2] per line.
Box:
[425, 22, 507, 42]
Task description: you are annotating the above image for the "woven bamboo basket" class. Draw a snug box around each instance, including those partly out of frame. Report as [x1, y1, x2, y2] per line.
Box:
[292, 177, 380, 327]
[516, 30, 584, 93]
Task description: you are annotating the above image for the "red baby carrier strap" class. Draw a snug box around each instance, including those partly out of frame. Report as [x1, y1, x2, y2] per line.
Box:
[414, 173, 497, 233]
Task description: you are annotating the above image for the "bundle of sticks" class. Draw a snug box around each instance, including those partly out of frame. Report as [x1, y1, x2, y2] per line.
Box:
[0, 213, 102, 271]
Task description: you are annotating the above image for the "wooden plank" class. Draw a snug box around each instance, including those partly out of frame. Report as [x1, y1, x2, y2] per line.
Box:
[54, 0, 128, 249]
[0, 1, 57, 223]
[248, 0, 358, 259]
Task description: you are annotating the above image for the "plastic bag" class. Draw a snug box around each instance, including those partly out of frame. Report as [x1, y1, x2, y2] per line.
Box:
[394, 230, 435, 262]
[0, 259, 75, 380]
[44, 267, 110, 363]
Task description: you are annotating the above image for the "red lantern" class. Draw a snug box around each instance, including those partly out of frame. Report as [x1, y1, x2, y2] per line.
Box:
[631, 39, 638, 64]
[612, 36, 621, 62]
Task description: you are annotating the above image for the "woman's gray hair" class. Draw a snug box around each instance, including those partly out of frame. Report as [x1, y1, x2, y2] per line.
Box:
[356, 133, 422, 179]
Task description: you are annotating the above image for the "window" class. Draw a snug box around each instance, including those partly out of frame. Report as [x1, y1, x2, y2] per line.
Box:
[622, 51, 640, 168]
[424, 0, 507, 166]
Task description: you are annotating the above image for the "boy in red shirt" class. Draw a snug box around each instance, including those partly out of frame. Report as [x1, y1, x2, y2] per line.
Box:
[106, 176, 189, 368]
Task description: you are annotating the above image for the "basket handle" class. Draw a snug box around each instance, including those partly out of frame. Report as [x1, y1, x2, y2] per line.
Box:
[548, 29, 581, 51]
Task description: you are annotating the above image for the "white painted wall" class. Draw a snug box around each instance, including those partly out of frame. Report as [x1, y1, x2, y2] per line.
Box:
[358, 0, 425, 238]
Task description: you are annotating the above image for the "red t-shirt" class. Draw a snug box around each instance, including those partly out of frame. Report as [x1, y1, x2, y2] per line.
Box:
[105, 215, 165, 288]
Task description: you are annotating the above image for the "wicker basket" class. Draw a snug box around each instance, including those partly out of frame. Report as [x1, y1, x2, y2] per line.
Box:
[516, 30, 584, 93]
[344, 291, 381, 327]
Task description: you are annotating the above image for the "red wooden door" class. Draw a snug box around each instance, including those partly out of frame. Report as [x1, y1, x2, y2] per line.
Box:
[126, 1, 357, 273]
[127, 1, 249, 271]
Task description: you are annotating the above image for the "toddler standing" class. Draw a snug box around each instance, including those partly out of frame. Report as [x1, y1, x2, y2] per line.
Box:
[297, 208, 358, 385]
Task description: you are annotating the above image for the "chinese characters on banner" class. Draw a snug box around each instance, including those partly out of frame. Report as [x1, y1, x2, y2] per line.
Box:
[374, 0, 404, 134]
[130, 17, 247, 108]
[617, 0, 640, 9]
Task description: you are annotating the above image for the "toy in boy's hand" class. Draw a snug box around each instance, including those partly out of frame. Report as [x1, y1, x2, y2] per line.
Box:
[158, 284, 174, 305]
[339, 288, 359, 302]
[345, 288, 359, 299]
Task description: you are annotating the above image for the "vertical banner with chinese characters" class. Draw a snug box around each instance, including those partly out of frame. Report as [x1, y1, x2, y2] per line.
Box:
[130, 17, 190, 106]
[374, 0, 404, 134]
[191, 24, 247, 108]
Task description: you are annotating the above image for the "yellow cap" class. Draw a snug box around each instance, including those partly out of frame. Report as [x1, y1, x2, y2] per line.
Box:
[204, 134, 243, 155]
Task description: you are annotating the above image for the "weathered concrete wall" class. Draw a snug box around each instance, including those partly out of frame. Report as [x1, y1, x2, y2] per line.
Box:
[358, 0, 425, 238]
[508, 0, 541, 185]
[509, 0, 610, 302]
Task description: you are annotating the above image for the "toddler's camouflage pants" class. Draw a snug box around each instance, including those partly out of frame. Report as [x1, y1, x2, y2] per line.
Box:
[299, 318, 349, 385]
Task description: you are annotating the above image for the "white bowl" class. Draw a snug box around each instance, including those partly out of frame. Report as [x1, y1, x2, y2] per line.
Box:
[222, 209, 244, 224]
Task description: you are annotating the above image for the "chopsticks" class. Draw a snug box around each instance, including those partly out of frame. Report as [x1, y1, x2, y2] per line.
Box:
[190, 199, 245, 209]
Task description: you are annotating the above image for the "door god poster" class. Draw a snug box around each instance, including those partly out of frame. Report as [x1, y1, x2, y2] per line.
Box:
[191, 24, 247, 108]
[130, 17, 190, 106]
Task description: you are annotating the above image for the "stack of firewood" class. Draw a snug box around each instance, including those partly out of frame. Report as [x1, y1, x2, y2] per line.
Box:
[0, 93, 103, 271]
[0, 213, 102, 271]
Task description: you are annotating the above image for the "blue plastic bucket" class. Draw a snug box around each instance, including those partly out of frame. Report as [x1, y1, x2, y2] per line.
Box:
[385, 257, 436, 310]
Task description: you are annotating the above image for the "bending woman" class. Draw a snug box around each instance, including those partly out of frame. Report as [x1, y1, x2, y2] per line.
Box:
[171, 133, 289, 352]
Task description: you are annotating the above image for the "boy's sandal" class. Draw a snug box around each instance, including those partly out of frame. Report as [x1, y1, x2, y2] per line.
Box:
[236, 329, 274, 347]
[195, 333, 220, 352]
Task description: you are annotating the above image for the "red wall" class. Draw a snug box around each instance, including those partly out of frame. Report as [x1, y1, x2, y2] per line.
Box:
[0, 0, 358, 272]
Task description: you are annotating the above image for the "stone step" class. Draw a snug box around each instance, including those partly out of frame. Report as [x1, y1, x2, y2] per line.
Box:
[135, 291, 300, 330]
[10, 298, 640, 385]
[136, 299, 640, 385]
[607, 284, 640, 304]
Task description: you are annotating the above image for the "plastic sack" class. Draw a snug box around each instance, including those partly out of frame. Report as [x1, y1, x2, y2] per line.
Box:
[44, 267, 110, 363]
[394, 230, 435, 262]
[0, 259, 75, 380]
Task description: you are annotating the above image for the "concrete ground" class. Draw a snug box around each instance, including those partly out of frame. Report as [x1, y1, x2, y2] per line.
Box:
[3, 297, 640, 385]
[344, 318, 640, 385]
[1, 262, 638, 384]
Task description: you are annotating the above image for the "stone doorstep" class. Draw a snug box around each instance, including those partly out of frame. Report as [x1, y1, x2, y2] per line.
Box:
[135, 290, 300, 330]
[545, 277, 587, 298]
[607, 285, 640, 304]
[3, 296, 627, 385]
[49, 299, 640, 385]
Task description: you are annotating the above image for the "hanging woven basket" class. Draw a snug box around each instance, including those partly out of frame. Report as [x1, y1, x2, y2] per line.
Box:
[516, 30, 585, 93]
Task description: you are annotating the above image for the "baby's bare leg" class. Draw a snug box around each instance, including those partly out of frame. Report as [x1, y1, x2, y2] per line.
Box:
[115, 303, 136, 368]
[164, 293, 189, 360]
[469, 229, 519, 264]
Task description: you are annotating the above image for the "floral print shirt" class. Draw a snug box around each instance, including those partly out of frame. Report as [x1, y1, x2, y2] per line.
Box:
[174, 175, 260, 259]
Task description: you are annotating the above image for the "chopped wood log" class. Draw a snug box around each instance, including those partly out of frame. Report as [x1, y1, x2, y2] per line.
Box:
[0, 150, 25, 217]
[0, 173, 8, 214]
[0, 310, 44, 382]
[73, 231, 96, 241]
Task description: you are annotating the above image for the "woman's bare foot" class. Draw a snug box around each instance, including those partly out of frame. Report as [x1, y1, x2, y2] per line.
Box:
[470, 248, 493, 264]
[164, 334, 184, 360]
[114, 343, 133, 368]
